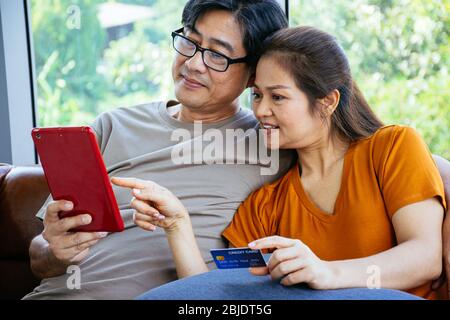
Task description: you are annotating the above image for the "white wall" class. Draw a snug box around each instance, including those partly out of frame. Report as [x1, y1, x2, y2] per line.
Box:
[0, 0, 36, 165]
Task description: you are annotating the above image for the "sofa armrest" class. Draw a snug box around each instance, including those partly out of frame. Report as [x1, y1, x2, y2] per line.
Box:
[0, 165, 48, 257]
[0, 164, 49, 299]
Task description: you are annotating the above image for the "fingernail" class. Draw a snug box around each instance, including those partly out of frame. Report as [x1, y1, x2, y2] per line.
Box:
[83, 215, 92, 224]
[97, 232, 108, 237]
[158, 215, 165, 220]
[248, 242, 256, 248]
[133, 188, 141, 194]
[65, 202, 73, 210]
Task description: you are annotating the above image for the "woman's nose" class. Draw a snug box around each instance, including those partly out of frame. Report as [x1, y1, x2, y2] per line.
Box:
[253, 98, 272, 119]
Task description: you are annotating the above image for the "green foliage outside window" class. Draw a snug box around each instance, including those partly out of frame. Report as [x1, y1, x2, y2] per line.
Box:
[290, 0, 449, 158]
[31, 0, 184, 125]
[31, 0, 449, 158]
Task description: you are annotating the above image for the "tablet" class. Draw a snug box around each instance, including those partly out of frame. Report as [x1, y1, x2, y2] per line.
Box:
[32, 126, 124, 232]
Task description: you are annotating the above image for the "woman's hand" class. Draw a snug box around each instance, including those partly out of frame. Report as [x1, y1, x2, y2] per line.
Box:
[111, 177, 189, 233]
[248, 236, 336, 290]
[112, 177, 208, 277]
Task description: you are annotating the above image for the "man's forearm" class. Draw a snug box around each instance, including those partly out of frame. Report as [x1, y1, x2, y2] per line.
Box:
[433, 155, 450, 287]
[29, 234, 68, 279]
[443, 211, 450, 293]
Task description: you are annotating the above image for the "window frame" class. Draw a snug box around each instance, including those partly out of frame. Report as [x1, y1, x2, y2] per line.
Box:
[0, 0, 37, 165]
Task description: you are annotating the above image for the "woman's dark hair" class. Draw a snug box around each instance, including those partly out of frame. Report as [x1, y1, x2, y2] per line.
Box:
[261, 26, 384, 141]
[182, 0, 288, 68]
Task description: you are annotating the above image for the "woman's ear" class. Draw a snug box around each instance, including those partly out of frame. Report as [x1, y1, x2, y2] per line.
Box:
[318, 89, 340, 117]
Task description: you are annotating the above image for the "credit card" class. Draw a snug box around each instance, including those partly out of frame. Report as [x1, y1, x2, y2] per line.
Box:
[210, 247, 267, 269]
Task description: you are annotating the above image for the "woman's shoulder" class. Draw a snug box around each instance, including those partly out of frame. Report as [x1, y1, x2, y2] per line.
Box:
[354, 124, 425, 155]
[352, 124, 432, 177]
[360, 124, 419, 144]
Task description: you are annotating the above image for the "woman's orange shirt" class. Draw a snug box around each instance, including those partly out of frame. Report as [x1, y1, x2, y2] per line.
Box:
[223, 125, 447, 299]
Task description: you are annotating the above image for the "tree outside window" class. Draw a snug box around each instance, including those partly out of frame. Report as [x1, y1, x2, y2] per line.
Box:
[290, 0, 449, 158]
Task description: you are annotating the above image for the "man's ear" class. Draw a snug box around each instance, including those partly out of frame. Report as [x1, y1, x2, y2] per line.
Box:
[246, 73, 255, 88]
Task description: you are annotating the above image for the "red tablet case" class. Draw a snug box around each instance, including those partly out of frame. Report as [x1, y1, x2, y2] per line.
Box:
[32, 126, 124, 232]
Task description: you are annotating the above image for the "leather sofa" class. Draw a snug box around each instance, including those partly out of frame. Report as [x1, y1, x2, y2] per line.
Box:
[0, 164, 48, 300]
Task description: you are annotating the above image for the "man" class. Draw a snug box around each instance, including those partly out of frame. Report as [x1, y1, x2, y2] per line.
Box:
[24, 0, 291, 299]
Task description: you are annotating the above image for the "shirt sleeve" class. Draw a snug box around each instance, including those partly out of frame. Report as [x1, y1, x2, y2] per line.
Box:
[222, 187, 272, 248]
[90, 116, 103, 149]
[375, 126, 446, 218]
[90, 112, 113, 154]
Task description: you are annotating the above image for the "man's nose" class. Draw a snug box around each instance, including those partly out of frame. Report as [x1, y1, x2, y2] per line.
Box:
[185, 50, 208, 73]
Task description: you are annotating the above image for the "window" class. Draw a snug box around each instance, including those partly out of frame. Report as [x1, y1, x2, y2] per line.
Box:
[30, 0, 187, 127]
[289, 0, 449, 158]
[29, 1, 448, 158]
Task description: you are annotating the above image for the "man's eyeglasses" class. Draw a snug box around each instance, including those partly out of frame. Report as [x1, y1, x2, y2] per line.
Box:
[171, 28, 249, 72]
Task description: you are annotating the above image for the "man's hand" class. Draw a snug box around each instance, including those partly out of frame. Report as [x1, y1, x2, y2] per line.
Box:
[42, 200, 108, 266]
[111, 177, 189, 233]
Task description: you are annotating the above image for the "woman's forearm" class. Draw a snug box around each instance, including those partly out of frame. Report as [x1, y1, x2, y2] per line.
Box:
[165, 217, 209, 278]
[329, 239, 442, 290]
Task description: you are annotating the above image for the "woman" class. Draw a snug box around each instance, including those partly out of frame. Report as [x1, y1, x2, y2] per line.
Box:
[113, 26, 446, 299]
